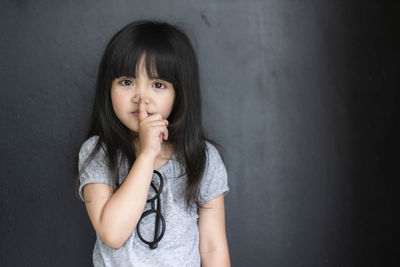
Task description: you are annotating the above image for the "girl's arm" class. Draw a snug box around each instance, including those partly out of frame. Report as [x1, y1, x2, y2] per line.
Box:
[198, 194, 231, 266]
[83, 152, 156, 249]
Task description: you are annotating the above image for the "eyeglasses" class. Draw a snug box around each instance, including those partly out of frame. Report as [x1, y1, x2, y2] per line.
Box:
[136, 170, 166, 249]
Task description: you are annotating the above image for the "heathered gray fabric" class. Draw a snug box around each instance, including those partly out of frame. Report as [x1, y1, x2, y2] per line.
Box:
[78, 135, 229, 267]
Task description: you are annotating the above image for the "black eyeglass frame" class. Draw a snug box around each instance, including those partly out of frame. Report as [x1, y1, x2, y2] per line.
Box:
[136, 170, 166, 249]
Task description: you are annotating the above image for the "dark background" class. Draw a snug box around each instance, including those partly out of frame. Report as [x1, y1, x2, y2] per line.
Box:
[1, 0, 398, 266]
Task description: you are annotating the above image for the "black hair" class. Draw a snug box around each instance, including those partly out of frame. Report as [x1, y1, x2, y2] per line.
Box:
[75, 20, 226, 212]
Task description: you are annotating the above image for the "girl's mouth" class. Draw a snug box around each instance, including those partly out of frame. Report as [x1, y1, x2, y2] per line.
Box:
[132, 111, 152, 116]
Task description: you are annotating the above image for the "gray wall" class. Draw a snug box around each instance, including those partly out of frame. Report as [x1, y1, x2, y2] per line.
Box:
[1, 0, 398, 266]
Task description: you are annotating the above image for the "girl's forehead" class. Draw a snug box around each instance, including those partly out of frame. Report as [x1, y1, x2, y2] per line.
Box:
[135, 56, 150, 75]
[116, 55, 159, 79]
[136, 54, 159, 78]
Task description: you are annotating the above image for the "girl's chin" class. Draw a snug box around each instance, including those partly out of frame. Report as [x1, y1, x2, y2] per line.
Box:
[128, 128, 139, 137]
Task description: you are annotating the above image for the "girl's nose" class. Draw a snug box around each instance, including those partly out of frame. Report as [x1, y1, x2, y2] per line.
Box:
[132, 89, 149, 104]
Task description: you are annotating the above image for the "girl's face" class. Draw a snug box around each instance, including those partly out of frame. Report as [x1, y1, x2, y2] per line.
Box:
[110, 56, 175, 134]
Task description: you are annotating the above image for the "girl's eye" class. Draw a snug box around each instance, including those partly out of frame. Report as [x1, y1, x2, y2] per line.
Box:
[153, 82, 166, 89]
[121, 80, 133, 86]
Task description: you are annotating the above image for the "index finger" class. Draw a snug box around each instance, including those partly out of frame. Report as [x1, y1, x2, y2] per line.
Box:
[138, 94, 148, 122]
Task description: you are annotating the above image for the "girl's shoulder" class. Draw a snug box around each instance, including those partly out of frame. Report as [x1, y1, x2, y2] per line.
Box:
[204, 140, 223, 162]
[78, 135, 104, 164]
[80, 135, 100, 150]
[203, 140, 227, 173]
[79, 135, 102, 154]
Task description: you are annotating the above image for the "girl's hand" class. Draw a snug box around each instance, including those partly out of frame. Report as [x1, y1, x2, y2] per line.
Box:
[137, 94, 169, 158]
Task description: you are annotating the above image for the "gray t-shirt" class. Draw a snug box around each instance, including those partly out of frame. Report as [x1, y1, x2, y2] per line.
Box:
[78, 135, 229, 267]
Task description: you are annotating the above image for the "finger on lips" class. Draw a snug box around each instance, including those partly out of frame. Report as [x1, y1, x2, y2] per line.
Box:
[138, 94, 169, 142]
[138, 94, 148, 121]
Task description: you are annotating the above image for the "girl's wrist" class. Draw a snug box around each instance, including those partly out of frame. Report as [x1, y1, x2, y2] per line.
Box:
[138, 151, 157, 162]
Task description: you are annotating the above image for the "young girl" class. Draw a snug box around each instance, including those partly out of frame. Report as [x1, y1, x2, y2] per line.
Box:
[75, 20, 230, 266]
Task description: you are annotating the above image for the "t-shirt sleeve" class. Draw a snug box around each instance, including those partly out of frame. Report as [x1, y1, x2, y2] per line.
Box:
[78, 135, 115, 202]
[198, 142, 230, 206]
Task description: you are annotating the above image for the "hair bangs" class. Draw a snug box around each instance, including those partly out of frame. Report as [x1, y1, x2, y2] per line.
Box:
[108, 45, 144, 80]
[143, 47, 178, 84]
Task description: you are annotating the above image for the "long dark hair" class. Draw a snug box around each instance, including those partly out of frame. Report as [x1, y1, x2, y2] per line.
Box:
[75, 20, 225, 211]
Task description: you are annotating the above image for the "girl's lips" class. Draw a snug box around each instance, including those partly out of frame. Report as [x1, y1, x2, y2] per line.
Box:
[132, 111, 152, 116]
